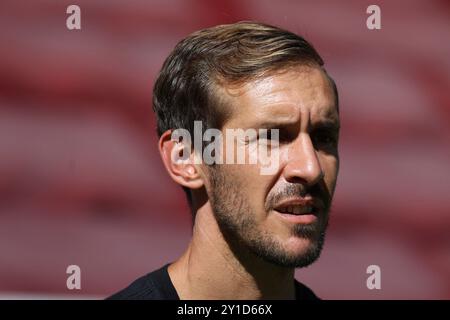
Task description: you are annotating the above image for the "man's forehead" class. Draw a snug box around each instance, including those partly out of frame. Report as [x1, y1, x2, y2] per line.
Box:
[220, 66, 338, 127]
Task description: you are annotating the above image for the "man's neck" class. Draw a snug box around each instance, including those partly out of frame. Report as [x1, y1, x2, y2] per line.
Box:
[168, 204, 296, 300]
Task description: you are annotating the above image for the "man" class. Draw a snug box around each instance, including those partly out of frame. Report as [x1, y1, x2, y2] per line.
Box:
[109, 21, 340, 300]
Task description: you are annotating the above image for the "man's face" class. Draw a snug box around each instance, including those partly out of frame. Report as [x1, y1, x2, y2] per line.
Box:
[205, 65, 340, 268]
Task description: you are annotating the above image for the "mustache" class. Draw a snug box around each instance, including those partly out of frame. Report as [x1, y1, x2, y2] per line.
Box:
[266, 182, 331, 211]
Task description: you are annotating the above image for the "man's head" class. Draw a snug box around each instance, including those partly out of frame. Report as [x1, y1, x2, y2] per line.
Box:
[154, 21, 340, 268]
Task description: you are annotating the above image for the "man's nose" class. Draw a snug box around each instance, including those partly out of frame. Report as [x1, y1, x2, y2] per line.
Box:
[282, 134, 324, 187]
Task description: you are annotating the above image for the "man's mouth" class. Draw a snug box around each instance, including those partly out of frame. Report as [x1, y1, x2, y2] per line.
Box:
[273, 198, 322, 214]
[275, 205, 314, 215]
[272, 198, 323, 223]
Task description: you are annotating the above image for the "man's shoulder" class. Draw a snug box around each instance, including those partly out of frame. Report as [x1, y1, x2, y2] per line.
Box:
[294, 279, 320, 300]
[106, 273, 156, 300]
[106, 264, 179, 300]
[107, 264, 319, 300]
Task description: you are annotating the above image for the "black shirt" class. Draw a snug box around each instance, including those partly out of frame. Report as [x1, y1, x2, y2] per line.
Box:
[107, 264, 319, 300]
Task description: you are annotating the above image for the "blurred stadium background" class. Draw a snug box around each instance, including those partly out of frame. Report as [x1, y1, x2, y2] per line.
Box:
[0, 0, 449, 299]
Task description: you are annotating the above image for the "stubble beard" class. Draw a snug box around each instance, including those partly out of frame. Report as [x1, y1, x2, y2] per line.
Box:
[208, 166, 329, 268]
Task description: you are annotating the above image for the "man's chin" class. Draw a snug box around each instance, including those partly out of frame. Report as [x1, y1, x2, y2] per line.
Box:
[277, 240, 323, 268]
[248, 234, 325, 269]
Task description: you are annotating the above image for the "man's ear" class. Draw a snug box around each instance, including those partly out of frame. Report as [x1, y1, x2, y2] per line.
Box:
[158, 130, 204, 190]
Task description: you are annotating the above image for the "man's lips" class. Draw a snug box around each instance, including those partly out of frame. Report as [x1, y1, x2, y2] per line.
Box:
[271, 197, 324, 224]
[272, 197, 324, 215]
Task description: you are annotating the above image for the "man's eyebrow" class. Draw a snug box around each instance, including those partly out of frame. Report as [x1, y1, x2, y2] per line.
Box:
[248, 120, 298, 130]
[250, 118, 340, 130]
[312, 120, 340, 131]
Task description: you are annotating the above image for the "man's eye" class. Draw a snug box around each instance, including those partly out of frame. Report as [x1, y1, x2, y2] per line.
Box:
[255, 131, 270, 141]
[243, 135, 257, 144]
[257, 129, 280, 143]
[313, 131, 338, 147]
